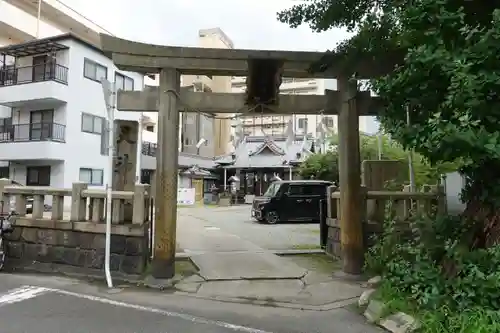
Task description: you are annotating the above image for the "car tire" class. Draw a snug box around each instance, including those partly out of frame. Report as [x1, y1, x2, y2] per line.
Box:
[265, 211, 280, 224]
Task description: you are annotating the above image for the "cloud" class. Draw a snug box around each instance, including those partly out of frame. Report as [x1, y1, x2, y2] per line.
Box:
[61, 0, 351, 51]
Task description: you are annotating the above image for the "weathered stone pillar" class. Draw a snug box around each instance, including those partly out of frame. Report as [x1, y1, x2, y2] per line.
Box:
[151, 68, 181, 278]
[71, 182, 88, 221]
[337, 77, 364, 275]
[113, 119, 139, 221]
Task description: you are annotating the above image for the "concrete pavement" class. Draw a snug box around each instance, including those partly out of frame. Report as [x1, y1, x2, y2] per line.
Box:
[178, 205, 321, 251]
[176, 206, 309, 280]
[0, 273, 382, 333]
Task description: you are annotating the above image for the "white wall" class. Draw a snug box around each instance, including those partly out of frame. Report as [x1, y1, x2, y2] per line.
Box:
[60, 38, 144, 188]
[0, 1, 62, 39]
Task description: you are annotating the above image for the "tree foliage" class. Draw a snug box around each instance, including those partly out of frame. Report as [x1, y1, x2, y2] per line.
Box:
[279, 0, 500, 235]
[299, 133, 445, 186]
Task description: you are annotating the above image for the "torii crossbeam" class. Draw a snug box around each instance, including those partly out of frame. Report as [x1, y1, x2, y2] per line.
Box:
[117, 87, 383, 116]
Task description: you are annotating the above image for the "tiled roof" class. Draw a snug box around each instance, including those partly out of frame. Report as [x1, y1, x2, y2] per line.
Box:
[214, 135, 312, 168]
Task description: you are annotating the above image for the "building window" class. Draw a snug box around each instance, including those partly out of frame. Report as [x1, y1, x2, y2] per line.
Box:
[298, 118, 308, 129]
[26, 166, 51, 186]
[81, 113, 103, 134]
[0, 166, 9, 179]
[0, 117, 12, 133]
[145, 125, 155, 132]
[79, 168, 104, 186]
[322, 116, 334, 128]
[83, 58, 108, 82]
[115, 72, 134, 91]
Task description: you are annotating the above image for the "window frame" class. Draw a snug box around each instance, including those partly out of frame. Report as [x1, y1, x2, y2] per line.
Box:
[26, 166, 51, 186]
[81, 112, 104, 135]
[287, 184, 305, 196]
[83, 58, 108, 83]
[298, 118, 308, 129]
[114, 72, 135, 91]
[79, 168, 104, 186]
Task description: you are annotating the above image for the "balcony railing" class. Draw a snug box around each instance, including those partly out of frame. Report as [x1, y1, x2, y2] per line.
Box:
[0, 123, 66, 143]
[142, 142, 157, 157]
[0, 63, 69, 86]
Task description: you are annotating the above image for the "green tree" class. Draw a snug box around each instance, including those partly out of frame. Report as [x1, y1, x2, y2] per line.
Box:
[300, 133, 443, 186]
[299, 151, 339, 182]
[279, 0, 500, 244]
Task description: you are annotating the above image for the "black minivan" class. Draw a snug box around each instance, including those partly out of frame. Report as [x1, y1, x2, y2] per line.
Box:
[251, 180, 334, 224]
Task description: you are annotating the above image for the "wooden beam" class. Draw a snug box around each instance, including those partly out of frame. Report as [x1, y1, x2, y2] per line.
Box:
[337, 78, 364, 275]
[100, 34, 400, 79]
[101, 33, 325, 63]
[117, 88, 384, 115]
[111, 53, 327, 79]
[151, 68, 180, 279]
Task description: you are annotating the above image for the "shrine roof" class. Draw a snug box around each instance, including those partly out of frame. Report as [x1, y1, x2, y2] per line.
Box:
[215, 135, 313, 169]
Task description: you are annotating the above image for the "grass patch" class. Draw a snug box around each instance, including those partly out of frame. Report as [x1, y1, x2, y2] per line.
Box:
[281, 253, 340, 274]
[142, 259, 198, 279]
[291, 244, 322, 250]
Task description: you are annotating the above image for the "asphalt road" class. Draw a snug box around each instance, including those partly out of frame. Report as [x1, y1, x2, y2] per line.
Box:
[0, 273, 381, 333]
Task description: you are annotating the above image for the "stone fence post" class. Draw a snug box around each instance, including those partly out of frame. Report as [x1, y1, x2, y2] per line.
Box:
[132, 183, 150, 224]
[0, 178, 12, 214]
[70, 182, 88, 221]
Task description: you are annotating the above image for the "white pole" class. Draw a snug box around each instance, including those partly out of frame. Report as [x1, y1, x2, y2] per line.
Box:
[407, 107, 416, 191]
[36, 0, 42, 38]
[223, 168, 227, 191]
[136, 112, 143, 183]
[377, 132, 383, 160]
[289, 167, 293, 180]
[104, 82, 116, 289]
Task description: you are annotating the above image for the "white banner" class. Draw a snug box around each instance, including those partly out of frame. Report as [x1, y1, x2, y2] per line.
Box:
[177, 188, 196, 205]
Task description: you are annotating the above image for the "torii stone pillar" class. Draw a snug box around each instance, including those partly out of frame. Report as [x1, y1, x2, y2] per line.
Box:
[151, 68, 181, 278]
[337, 77, 364, 275]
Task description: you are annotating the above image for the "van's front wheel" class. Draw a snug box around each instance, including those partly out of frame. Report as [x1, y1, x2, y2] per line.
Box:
[265, 211, 280, 224]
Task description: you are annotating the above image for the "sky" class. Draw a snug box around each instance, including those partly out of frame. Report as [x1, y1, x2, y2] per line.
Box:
[60, 0, 351, 51]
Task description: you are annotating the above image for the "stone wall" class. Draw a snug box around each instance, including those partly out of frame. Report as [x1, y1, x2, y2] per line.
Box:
[4, 218, 149, 276]
[325, 218, 381, 258]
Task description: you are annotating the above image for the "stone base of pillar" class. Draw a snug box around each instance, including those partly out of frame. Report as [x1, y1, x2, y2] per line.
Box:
[150, 257, 175, 279]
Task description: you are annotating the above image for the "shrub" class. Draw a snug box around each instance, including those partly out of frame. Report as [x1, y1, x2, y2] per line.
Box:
[365, 204, 500, 332]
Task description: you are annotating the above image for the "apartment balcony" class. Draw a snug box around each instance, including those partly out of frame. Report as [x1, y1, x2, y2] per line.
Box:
[141, 141, 157, 170]
[0, 63, 69, 108]
[0, 122, 66, 161]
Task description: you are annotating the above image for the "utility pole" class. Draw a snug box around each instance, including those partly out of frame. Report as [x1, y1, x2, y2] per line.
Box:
[150, 68, 180, 278]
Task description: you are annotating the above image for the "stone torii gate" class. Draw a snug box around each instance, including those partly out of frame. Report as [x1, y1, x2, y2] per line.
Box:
[100, 34, 385, 278]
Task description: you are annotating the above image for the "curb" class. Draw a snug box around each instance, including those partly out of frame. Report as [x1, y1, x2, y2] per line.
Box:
[273, 249, 325, 255]
[171, 291, 360, 311]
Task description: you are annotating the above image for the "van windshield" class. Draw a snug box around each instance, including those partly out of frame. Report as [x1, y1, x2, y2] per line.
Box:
[263, 183, 281, 197]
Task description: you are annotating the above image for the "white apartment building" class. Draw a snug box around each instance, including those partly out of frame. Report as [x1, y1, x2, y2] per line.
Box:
[231, 77, 380, 138]
[0, 34, 144, 189]
[231, 77, 338, 138]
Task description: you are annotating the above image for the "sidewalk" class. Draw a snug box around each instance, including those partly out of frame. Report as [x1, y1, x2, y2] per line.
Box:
[177, 207, 307, 280]
[169, 207, 367, 310]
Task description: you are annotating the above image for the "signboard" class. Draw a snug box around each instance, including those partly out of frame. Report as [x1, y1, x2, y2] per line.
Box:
[177, 188, 195, 205]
